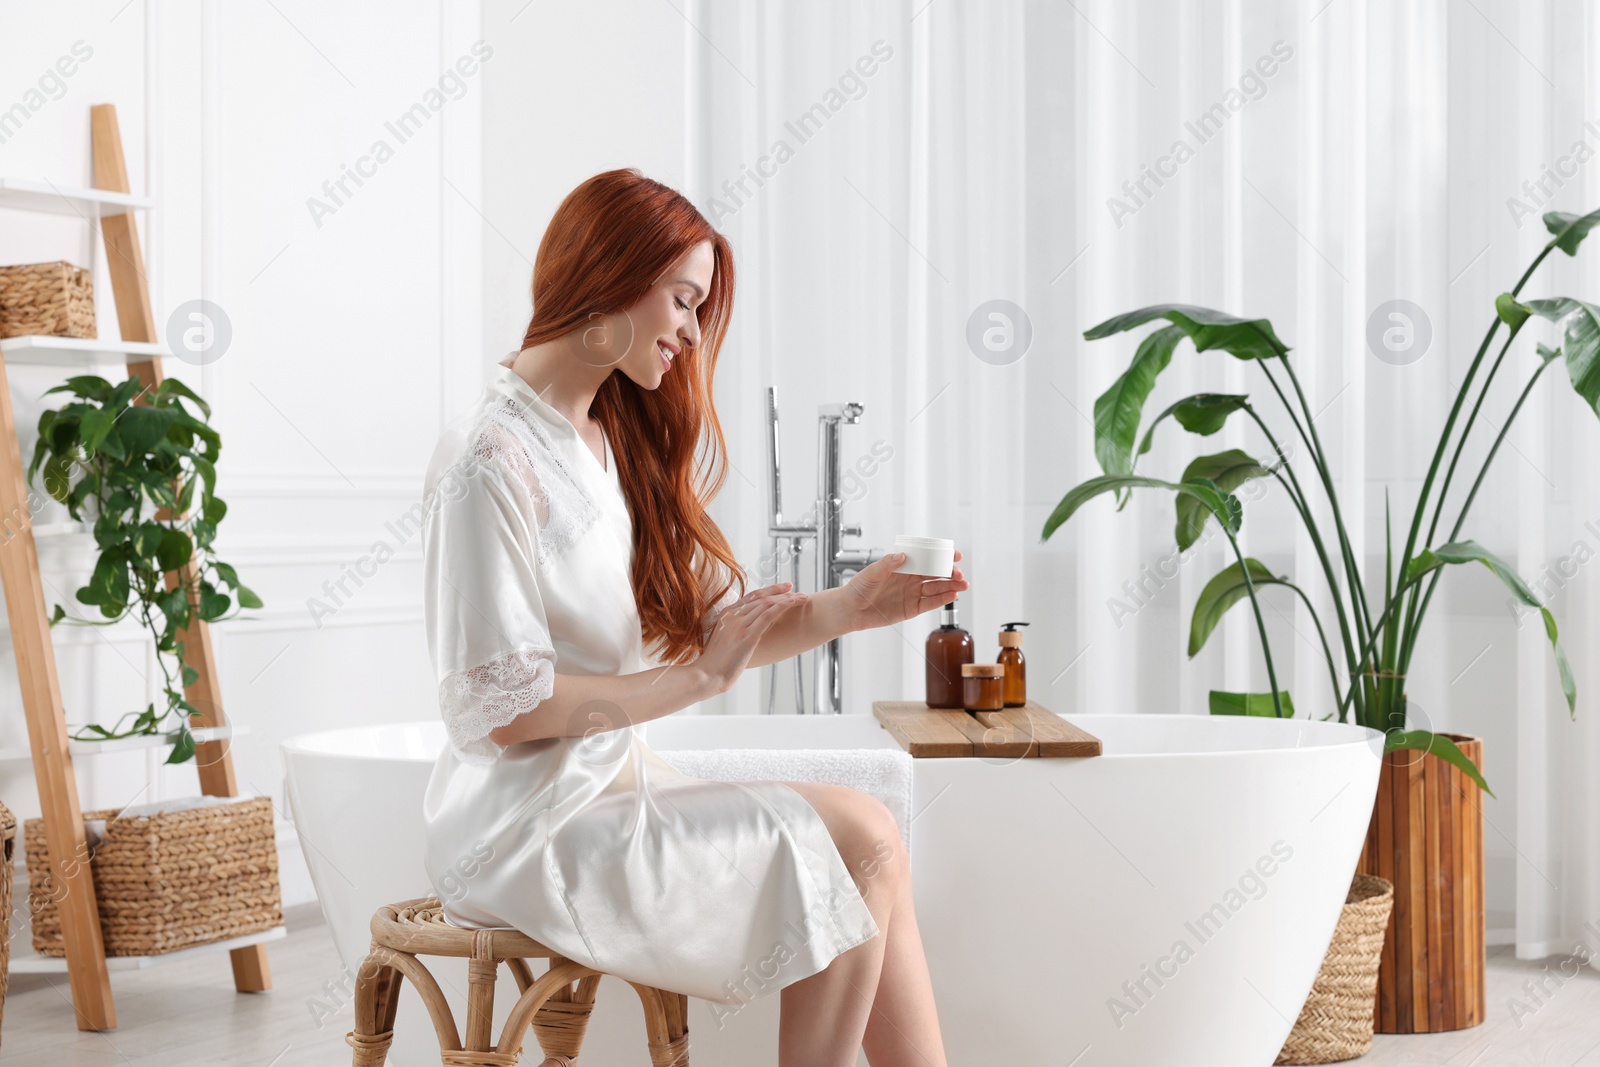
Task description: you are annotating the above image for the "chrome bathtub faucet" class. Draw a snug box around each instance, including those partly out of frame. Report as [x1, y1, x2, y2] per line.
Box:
[764, 387, 882, 715]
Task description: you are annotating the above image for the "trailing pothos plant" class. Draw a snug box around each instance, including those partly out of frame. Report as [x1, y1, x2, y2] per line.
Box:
[27, 374, 261, 764]
[1044, 208, 1600, 795]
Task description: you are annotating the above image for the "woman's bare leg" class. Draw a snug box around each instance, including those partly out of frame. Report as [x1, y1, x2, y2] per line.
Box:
[861, 862, 945, 1066]
[775, 782, 947, 1067]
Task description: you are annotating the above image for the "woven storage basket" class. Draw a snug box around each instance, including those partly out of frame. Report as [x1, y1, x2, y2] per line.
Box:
[24, 795, 281, 957]
[0, 800, 14, 1044]
[0, 260, 96, 340]
[1276, 874, 1395, 1064]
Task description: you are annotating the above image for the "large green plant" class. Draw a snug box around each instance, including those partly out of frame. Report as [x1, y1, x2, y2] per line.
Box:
[1044, 209, 1600, 793]
[27, 375, 261, 764]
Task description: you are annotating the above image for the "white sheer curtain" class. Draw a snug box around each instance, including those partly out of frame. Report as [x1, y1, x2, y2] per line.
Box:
[686, 0, 1600, 961]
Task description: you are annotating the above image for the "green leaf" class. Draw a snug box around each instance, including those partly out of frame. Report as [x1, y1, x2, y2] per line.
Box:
[1538, 342, 1562, 364]
[40, 454, 75, 504]
[118, 405, 180, 454]
[181, 664, 200, 687]
[1182, 476, 1243, 536]
[198, 588, 231, 621]
[193, 455, 217, 496]
[42, 375, 113, 403]
[202, 495, 227, 524]
[1093, 325, 1186, 481]
[1175, 450, 1271, 551]
[1209, 690, 1296, 718]
[1406, 540, 1576, 716]
[1385, 729, 1493, 796]
[155, 378, 212, 420]
[132, 521, 166, 558]
[96, 425, 128, 463]
[1085, 304, 1290, 361]
[1042, 474, 1240, 542]
[1190, 558, 1288, 657]
[88, 548, 130, 611]
[1495, 293, 1531, 330]
[176, 473, 197, 514]
[143, 471, 179, 510]
[1133, 393, 1250, 467]
[236, 585, 263, 610]
[156, 528, 193, 572]
[165, 724, 196, 765]
[1523, 297, 1600, 418]
[79, 406, 116, 453]
[1543, 208, 1600, 257]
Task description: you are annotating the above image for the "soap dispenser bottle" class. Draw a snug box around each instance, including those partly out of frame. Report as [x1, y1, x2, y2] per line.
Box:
[925, 596, 975, 708]
[998, 621, 1030, 707]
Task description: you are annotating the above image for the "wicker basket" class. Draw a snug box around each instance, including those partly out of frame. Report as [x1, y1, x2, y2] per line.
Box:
[0, 260, 97, 340]
[0, 800, 14, 1044]
[1276, 874, 1396, 1064]
[24, 795, 281, 957]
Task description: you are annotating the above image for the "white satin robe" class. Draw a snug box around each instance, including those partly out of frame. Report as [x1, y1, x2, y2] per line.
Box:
[419, 360, 878, 1005]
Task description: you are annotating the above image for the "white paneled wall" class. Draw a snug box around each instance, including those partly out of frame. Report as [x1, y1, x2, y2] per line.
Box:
[0, 0, 687, 914]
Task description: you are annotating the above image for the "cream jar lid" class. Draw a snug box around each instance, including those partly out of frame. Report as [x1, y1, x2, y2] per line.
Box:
[961, 663, 1004, 678]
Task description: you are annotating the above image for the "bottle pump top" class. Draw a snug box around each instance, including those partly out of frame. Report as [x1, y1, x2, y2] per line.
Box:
[940, 595, 961, 627]
[999, 621, 1030, 648]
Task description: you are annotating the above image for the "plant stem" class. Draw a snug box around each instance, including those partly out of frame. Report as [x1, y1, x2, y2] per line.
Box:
[1245, 405, 1361, 718]
[1256, 362, 1373, 660]
[1400, 356, 1559, 672]
[1336, 581, 1425, 721]
[1423, 330, 1520, 548]
[1223, 527, 1285, 717]
[1282, 581, 1345, 715]
[1391, 246, 1553, 700]
[1281, 359, 1377, 643]
[1400, 327, 1522, 658]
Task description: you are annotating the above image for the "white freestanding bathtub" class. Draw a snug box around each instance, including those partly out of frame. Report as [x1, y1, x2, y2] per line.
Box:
[282, 712, 1381, 1066]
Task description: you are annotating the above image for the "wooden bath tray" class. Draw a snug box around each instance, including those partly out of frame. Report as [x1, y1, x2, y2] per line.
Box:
[872, 700, 1102, 758]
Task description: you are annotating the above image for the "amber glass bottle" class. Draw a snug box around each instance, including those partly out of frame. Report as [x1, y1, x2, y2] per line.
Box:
[998, 621, 1029, 706]
[925, 596, 975, 708]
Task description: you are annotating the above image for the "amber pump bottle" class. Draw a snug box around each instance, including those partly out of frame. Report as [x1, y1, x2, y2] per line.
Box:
[998, 621, 1030, 706]
[925, 596, 975, 708]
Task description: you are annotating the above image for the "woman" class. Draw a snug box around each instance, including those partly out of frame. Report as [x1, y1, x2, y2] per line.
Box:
[420, 168, 966, 1066]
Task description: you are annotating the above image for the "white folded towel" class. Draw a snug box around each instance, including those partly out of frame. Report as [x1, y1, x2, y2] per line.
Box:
[656, 747, 915, 852]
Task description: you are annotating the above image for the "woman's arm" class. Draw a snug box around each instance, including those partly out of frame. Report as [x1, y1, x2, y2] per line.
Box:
[744, 586, 860, 669]
[488, 663, 716, 746]
[746, 548, 970, 669]
[488, 583, 807, 746]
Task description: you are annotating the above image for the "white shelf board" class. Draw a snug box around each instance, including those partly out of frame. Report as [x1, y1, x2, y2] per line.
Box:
[0, 177, 153, 218]
[0, 334, 166, 366]
[28, 521, 90, 539]
[0, 724, 246, 762]
[8, 925, 287, 973]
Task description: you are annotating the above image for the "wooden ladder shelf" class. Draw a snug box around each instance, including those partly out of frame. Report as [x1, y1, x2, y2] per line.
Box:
[0, 103, 270, 1031]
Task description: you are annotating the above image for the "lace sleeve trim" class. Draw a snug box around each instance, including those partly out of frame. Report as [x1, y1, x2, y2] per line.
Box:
[438, 646, 557, 765]
[467, 397, 600, 568]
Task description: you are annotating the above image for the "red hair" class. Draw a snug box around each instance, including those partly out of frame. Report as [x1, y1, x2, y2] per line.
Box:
[520, 168, 743, 665]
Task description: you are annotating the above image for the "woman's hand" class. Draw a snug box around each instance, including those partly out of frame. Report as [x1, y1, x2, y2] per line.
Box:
[840, 548, 970, 631]
[694, 582, 807, 695]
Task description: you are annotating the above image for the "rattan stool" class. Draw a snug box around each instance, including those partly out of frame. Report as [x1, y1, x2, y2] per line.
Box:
[346, 896, 690, 1066]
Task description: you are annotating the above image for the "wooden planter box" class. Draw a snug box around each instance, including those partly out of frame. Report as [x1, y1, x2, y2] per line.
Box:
[1357, 732, 1485, 1033]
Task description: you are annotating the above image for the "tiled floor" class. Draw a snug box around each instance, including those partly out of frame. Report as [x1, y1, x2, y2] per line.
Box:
[1363, 946, 1600, 1067]
[2, 905, 352, 1066]
[3, 914, 1597, 1065]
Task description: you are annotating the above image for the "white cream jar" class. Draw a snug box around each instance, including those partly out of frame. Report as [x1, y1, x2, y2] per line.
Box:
[891, 534, 955, 577]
